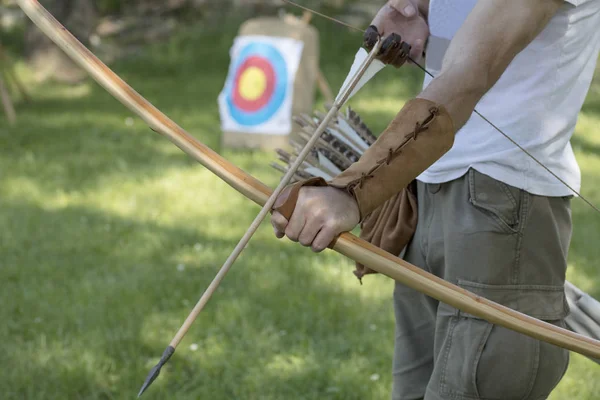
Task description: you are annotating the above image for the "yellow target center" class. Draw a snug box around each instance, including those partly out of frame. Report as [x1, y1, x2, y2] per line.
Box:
[239, 67, 267, 101]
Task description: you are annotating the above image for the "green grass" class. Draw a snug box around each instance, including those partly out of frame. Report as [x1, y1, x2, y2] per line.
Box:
[1, 19, 599, 399]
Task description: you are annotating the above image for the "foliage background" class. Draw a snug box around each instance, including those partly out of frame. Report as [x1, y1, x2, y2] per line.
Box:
[0, 2, 599, 399]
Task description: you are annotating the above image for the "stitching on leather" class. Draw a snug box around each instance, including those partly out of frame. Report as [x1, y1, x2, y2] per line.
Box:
[347, 107, 440, 192]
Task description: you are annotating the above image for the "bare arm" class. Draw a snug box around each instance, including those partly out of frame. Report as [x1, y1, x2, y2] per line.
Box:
[418, 0, 563, 130]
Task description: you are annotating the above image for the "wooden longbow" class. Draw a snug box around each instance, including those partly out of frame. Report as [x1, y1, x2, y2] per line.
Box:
[16, 0, 600, 365]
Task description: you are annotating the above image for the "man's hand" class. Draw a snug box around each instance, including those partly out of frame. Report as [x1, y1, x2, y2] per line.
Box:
[370, 0, 429, 63]
[271, 186, 360, 253]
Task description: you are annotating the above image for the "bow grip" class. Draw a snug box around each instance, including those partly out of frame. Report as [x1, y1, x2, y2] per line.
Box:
[272, 177, 342, 250]
[272, 177, 328, 220]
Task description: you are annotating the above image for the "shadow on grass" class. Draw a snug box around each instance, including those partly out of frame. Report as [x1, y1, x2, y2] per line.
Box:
[572, 134, 600, 157]
[0, 193, 395, 399]
[581, 65, 600, 118]
[568, 174, 600, 299]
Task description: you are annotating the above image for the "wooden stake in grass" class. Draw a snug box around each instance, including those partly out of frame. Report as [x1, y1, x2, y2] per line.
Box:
[0, 74, 16, 125]
[17, 1, 600, 398]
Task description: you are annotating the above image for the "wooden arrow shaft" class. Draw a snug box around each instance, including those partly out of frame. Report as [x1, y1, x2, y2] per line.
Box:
[17, 0, 600, 360]
[169, 43, 381, 348]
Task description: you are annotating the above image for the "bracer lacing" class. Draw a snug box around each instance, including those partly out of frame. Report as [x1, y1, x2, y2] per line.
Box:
[347, 106, 440, 192]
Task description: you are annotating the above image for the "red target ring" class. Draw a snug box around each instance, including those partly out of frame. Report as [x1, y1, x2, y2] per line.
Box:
[232, 56, 276, 112]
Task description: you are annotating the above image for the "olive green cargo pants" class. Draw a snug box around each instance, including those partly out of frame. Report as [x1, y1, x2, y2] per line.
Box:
[392, 169, 571, 400]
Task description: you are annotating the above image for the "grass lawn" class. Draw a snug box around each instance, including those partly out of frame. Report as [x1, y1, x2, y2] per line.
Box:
[1, 17, 600, 400]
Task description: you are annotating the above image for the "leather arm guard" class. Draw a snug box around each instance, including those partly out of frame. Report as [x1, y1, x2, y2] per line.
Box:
[329, 98, 455, 221]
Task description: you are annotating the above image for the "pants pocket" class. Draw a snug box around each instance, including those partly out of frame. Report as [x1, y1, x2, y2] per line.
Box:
[467, 169, 526, 234]
[437, 280, 570, 400]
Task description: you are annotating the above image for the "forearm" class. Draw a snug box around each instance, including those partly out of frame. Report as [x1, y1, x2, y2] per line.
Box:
[418, 0, 562, 131]
[418, 61, 487, 130]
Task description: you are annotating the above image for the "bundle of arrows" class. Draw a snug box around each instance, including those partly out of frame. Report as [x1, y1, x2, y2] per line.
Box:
[271, 106, 376, 182]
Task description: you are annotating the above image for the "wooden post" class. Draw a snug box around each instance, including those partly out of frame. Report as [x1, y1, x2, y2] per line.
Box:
[0, 41, 33, 125]
[0, 43, 31, 103]
[301, 10, 312, 24]
[316, 69, 334, 103]
[297, 11, 334, 104]
[4, 68, 31, 103]
[0, 74, 16, 125]
[0, 42, 16, 124]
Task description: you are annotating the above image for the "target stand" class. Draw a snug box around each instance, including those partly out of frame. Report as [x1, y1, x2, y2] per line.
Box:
[219, 15, 319, 150]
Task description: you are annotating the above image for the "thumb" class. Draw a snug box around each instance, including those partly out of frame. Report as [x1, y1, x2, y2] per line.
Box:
[273, 184, 293, 210]
[389, 0, 417, 18]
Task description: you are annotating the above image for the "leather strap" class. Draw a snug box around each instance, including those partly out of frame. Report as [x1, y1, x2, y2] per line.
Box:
[272, 177, 328, 220]
[272, 177, 346, 250]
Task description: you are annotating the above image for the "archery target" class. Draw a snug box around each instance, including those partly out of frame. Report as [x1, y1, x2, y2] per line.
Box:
[219, 36, 304, 135]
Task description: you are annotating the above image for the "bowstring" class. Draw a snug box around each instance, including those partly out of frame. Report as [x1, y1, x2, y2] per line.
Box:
[281, 0, 600, 215]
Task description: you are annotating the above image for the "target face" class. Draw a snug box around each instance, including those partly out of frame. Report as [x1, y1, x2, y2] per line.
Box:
[225, 42, 288, 126]
[219, 36, 304, 135]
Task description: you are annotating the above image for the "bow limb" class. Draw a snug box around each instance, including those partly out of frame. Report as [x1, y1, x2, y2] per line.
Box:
[17, 0, 600, 360]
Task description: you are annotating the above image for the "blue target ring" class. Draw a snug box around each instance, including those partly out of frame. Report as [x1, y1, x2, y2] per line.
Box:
[225, 42, 288, 126]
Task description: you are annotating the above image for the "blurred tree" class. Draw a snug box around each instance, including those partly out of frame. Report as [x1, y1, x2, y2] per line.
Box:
[97, 0, 122, 14]
[16, 0, 353, 83]
[24, 0, 98, 83]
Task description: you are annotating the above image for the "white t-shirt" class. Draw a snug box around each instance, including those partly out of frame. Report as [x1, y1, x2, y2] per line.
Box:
[418, 0, 600, 196]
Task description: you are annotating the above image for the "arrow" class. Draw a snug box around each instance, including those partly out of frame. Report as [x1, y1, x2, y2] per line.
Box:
[137, 38, 383, 397]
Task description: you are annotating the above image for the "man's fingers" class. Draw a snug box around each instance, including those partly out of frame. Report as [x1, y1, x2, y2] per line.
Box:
[369, 3, 394, 40]
[380, 33, 401, 55]
[363, 25, 380, 51]
[271, 211, 289, 239]
[389, 0, 416, 18]
[311, 226, 337, 253]
[273, 184, 293, 210]
[285, 212, 305, 242]
[273, 226, 285, 239]
[409, 38, 424, 60]
[392, 41, 412, 67]
[298, 220, 322, 247]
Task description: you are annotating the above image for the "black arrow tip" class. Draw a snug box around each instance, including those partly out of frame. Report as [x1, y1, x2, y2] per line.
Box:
[137, 345, 175, 397]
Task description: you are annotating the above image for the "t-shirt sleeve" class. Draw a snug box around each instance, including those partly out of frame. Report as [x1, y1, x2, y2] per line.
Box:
[564, 0, 598, 6]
